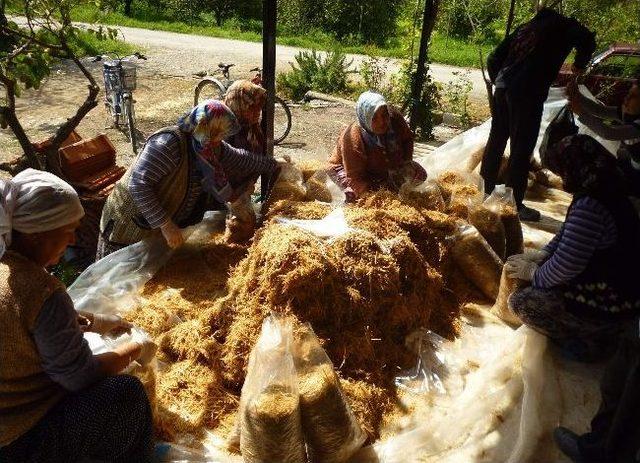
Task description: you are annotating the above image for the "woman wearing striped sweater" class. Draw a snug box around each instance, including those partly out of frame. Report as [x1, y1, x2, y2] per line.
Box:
[506, 134, 640, 360]
[97, 100, 277, 259]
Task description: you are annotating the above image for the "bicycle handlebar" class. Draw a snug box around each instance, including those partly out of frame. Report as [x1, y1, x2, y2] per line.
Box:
[91, 52, 148, 63]
[250, 67, 261, 72]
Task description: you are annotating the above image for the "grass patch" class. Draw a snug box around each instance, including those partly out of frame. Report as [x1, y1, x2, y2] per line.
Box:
[70, 29, 137, 57]
[70, 4, 493, 68]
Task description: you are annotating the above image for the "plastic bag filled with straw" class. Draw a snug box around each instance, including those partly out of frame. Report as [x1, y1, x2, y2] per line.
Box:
[239, 316, 306, 463]
[294, 324, 366, 463]
[451, 225, 502, 301]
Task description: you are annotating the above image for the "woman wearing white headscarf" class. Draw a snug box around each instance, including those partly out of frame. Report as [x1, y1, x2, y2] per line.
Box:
[0, 170, 156, 463]
[328, 91, 427, 201]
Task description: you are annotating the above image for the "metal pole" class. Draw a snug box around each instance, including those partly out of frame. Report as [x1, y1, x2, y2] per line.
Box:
[409, 0, 437, 132]
[261, 0, 277, 199]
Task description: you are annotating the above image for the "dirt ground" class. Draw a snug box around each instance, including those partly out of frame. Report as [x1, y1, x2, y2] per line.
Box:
[0, 58, 469, 180]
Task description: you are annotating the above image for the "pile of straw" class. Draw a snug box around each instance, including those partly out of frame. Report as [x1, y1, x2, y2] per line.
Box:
[126, 165, 495, 447]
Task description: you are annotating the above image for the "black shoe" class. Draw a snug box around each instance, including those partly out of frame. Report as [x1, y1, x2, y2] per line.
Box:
[518, 205, 541, 222]
[554, 427, 584, 462]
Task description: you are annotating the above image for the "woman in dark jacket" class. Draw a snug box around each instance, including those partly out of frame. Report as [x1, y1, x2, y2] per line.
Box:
[506, 134, 640, 360]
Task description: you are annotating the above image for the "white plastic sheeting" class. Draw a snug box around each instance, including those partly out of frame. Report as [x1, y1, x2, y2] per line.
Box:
[418, 86, 620, 178]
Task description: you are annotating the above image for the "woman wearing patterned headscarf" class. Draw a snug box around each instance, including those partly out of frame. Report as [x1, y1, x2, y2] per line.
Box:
[223, 80, 268, 242]
[224, 80, 266, 154]
[328, 91, 427, 202]
[97, 99, 277, 258]
[505, 134, 640, 361]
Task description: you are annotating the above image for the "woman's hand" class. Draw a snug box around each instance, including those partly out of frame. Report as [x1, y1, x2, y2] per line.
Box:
[505, 259, 539, 282]
[92, 314, 133, 336]
[131, 330, 158, 366]
[508, 249, 549, 265]
[160, 220, 184, 249]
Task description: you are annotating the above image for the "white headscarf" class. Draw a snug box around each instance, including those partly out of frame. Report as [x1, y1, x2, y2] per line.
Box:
[0, 169, 84, 259]
[356, 91, 388, 133]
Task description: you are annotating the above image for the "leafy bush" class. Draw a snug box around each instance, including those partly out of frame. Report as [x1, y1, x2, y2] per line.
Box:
[277, 49, 353, 100]
[441, 71, 473, 127]
[278, 0, 407, 46]
[438, 0, 502, 41]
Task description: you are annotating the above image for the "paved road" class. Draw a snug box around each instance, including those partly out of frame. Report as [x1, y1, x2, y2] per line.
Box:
[108, 24, 489, 101]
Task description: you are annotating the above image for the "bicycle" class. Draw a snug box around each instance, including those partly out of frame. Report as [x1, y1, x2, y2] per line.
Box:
[194, 63, 292, 145]
[92, 52, 147, 154]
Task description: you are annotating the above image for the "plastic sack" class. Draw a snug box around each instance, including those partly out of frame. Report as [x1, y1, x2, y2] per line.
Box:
[395, 329, 450, 395]
[68, 211, 226, 316]
[267, 161, 308, 204]
[468, 202, 506, 260]
[294, 324, 366, 463]
[399, 179, 446, 212]
[239, 315, 307, 463]
[451, 224, 503, 300]
[539, 105, 579, 167]
[305, 170, 346, 205]
[484, 185, 524, 258]
[491, 265, 525, 327]
[417, 119, 493, 177]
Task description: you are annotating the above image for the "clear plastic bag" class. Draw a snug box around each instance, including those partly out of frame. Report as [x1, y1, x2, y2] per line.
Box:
[491, 266, 525, 327]
[399, 179, 446, 212]
[305, 170, 346, 205]
[484, 185, 524, 258]
[468, 202, 506, 260]
[294, 324, 366, 463]
[395, 329, 450, 395]
[239, 315, 307, 463]
[451, 224, 503, 300]
[68, 211, 226, 315]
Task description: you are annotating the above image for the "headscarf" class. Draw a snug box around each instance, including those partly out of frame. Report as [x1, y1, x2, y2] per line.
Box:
[178, 100, 241, 198]
[543, 134, 626, 195]
[0, 169, 84, 259]
[224, 80, 266, 153]
[356, 91, 388, 134]
[178, 99, 240, 160]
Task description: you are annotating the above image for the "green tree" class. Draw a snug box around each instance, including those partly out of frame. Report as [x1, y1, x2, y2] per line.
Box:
[209, 0, 234, 26]
[0, 0, 112, 172]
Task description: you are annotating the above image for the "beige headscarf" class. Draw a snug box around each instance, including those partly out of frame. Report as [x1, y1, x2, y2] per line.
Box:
[0, 169, 84, 259]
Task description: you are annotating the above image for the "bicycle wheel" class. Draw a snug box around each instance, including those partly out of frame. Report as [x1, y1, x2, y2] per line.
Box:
[123, 95, 138, 154]
[106, 94, 120, 128]
[273, 96, 292, 145]
[194, 78, 227, 106]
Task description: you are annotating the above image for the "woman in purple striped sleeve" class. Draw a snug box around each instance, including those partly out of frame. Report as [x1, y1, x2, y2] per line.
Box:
[505, 134, 640, 361]
[97, 100, 278, 259]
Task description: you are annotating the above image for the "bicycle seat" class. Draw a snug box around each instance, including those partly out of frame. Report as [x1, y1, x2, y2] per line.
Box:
[218, 63, 235, 71]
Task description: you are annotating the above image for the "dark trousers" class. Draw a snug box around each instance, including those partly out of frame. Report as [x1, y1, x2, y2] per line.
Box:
[481, 88, 545, 206]
[0, 375, 154, 463]
[578, 323, 640, 462]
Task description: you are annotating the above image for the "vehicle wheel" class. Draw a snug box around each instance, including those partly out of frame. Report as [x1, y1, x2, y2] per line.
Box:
[124, 95, 138, 154]
[194, 78, 227, 106]
[273, 96, 292, 145]
[106, 100, 119, 128]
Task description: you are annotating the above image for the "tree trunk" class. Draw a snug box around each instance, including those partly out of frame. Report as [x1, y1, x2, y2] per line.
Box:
[215, 9, 222, 26]
[505, 0, 516, 37]
[124, 0, 132, 17]
[409, 0, 439, 132]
